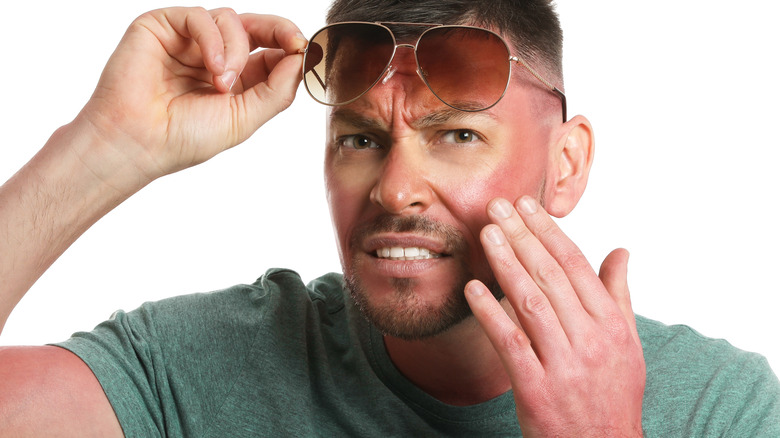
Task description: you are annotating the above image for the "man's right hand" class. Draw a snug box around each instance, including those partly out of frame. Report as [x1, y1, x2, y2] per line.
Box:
[0, 7, 305, 333]
[75, 7, 307, 191]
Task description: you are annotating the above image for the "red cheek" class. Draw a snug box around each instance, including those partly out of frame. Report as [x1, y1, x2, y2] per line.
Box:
[445, 157, 545, 233]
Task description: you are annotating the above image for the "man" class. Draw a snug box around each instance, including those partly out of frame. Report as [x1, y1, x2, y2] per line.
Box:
[0, 2, 778, 437]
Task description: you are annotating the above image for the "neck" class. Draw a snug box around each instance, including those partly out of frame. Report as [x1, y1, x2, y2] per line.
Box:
[383, 299, 516, 406]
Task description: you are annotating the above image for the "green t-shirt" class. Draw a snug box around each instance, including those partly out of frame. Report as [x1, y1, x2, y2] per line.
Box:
[55, 269, 780, 437]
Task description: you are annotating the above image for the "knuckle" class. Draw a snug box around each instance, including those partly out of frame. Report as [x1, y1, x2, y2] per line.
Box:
[523, 293, 548, 315]
[602, 311, 630, 338]
[584, 337, 608, 361]
[211, 7, 240, 25]
[211, 7, 238, 16]
[559, 251, 588, 273]
[534, 216, 558, 240]
[505, 221, 531, 243]
[534, 260, 562, 287]
[500, 327, 531, 352]
[210, 8, 239, 27]
[133, 8, 166, 26]
[188, 6, 210, 19]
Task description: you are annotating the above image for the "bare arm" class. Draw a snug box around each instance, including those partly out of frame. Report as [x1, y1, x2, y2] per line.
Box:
[0, 7, 306, 332]
[0, 346, 124, 436]
[0, 7, 306, 434]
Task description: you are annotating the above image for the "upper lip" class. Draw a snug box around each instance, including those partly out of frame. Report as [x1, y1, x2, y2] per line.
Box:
[362, 233, 449, 256]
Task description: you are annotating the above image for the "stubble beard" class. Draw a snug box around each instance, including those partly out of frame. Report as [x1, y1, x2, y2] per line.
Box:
[343, 215, 503, 341]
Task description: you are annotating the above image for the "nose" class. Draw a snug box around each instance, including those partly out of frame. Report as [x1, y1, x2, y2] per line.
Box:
[370, 143, 434, 215]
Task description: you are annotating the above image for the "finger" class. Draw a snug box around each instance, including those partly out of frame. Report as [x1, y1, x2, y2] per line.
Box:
[464, 280, 543, 380]
[479, 223, 571, 360]
[239, 48, 287, 90]
[234, 51, 304, 133]
[231, 14, 306, 125]
[599, 248, 641, 346]
[209, 8, 250, 92]
[156, 7, 227, 76]
[486, 197, 590, 336]
[240, 14, 307, 54]
[510, 196, 618, 320]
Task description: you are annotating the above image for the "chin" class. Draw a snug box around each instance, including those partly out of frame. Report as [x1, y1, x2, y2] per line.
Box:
[343, 265, 475, 340]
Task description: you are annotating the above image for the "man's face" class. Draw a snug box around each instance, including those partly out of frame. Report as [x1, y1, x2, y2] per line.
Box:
[324, 47, 559, 340]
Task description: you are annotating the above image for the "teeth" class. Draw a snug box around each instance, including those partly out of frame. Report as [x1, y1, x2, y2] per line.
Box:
[375, 247, 440, 260]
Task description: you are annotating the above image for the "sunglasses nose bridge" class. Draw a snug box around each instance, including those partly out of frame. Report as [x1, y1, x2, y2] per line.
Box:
[381, 43, 421, 78]
[384, 43, 430, 87]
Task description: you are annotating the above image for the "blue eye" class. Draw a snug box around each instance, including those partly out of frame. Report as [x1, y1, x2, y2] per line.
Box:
[341, 135, 380, 150]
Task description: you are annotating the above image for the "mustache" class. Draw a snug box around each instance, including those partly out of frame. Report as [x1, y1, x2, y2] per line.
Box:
[350, 215, 468, 253]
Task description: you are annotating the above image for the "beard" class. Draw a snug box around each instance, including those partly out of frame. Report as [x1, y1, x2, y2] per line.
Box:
[343, 215, 503, 341]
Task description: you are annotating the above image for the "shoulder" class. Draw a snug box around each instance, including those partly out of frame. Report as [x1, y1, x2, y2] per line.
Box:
[50, 269, 349, 436]
[636, 315, 771, 375]
[636, 315, 780, 435]
[130, 268, 346, 327]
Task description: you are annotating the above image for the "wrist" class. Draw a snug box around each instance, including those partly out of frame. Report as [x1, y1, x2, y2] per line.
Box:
[65, 110, 159, 197]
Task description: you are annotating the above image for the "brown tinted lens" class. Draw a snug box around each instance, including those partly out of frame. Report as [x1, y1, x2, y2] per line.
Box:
[304, 23, 395, 105]
[416, 27, 510, 111]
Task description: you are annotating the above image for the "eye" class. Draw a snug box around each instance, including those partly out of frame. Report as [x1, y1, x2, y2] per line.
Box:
[340, 134, 381, 150]
[442, 130, 481, 144]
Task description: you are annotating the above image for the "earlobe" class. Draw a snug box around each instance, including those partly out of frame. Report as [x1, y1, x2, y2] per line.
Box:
[545, 115, 595, 218]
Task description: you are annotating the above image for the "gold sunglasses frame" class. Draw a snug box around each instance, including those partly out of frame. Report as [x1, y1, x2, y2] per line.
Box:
[301, 21, 567, 122]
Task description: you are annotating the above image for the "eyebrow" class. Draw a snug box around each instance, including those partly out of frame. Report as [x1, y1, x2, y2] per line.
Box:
[329, 106, 499, 131]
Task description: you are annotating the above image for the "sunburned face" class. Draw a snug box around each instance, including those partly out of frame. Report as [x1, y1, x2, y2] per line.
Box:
[324, 52, 563, 340]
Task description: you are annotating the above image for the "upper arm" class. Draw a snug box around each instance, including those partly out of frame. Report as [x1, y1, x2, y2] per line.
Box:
[0, 345, 123, 437]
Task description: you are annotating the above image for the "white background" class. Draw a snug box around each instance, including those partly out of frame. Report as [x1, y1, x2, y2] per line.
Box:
[2, 1, 778, 376]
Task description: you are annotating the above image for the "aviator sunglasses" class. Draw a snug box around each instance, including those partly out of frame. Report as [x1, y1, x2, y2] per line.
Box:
[301, 21, 567, 121]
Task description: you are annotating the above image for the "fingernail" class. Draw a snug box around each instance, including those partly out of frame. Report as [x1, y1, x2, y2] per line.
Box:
[490, 198, 513, 219]
[485, 226, 505, 245]
[466, 282, 486, 297]
[220, 70, 237, 91]
[518, 196, 537, 214]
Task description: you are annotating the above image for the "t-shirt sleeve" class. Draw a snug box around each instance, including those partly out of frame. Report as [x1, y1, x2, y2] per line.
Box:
[639, 316, 780, 436]
[720, 354, 780, 436]
[55, 308, 168, 437]
[53, 284, 269, 437]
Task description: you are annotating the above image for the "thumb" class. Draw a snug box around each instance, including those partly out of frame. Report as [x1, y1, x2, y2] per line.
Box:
[599, 248, 640, 344]
[242, 50, 304, 129]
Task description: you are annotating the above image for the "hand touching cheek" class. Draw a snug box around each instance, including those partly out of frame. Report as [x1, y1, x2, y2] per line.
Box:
[466, 196, 645, 437]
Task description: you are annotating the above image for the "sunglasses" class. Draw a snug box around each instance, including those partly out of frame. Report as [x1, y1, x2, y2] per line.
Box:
[301, 21, 567, 121]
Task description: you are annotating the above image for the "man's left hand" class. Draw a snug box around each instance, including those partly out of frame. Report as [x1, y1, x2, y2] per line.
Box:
[465, 196, 645, 437]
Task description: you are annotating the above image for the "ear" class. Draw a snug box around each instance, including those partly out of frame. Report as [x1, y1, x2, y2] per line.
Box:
[544, 115, 594, 218]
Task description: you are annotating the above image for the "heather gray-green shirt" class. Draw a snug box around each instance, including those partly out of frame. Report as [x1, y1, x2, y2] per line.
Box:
[56, 269, 780, 437]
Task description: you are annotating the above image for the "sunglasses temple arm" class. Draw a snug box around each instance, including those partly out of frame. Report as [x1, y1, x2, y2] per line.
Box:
[511, 56, 567, 122]
[553, 88, 567, 123]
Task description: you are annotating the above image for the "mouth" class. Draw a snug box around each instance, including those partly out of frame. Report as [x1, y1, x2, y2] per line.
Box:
[374, 246, 443, 261]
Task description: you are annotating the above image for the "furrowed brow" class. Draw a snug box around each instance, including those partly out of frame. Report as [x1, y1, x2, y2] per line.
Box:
[329, 107, 499, 131]
[412, 107, 499, 129]
[329, 108, 387, 130]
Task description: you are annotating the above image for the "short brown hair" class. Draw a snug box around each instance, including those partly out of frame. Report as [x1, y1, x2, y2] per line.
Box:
[326, 0, 564, 87]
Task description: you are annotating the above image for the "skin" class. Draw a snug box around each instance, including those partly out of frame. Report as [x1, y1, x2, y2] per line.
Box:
[0, 7, 306, 436]
[324, 39, 646, 436]
[0, 7, 645, 437]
